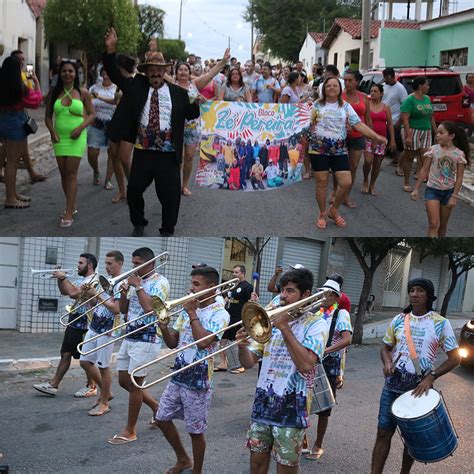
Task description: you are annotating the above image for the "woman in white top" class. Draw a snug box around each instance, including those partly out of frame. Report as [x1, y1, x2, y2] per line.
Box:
[174, 48, 231, 196]
[217, 67, 252, 102]
[279, 72, 301, 104]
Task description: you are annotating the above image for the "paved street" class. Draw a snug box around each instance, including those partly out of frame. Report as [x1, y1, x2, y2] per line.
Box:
[0, 145, 473, 237]
[1, 340, 472, 473]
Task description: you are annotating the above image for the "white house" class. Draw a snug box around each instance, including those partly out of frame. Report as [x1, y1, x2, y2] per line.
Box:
[298, 32, 327, 72]
[321, 18, 420, 72]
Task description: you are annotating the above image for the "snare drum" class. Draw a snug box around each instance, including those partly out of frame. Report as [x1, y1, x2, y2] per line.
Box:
[391, 388, 458, 463]
[310, 363, 336, 414]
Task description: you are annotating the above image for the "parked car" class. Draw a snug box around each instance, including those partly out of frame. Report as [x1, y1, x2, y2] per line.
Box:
[359, 67, 473, 135]
[459, 318, 474, 367]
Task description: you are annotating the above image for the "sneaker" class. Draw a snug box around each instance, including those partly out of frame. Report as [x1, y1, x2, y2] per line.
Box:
[74, 386, 98, 398]
[33, 382, 57, 396]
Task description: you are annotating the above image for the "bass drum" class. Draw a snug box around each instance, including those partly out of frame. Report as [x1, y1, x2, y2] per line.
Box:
[391, 388, 458, 463]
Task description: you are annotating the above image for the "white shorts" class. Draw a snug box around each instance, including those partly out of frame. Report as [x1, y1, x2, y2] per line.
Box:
[116, 339, 162, 377]
[79, 329, 115, 369]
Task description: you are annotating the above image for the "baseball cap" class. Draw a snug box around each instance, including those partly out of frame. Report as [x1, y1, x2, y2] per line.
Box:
[192, 262, 208, 269]
[290, 264, 305, 270]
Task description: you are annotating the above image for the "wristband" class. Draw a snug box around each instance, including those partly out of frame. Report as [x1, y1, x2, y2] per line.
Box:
[58, 276, 67, 281]
[190, 318, 199, 324]
[135, 286, 144, 292]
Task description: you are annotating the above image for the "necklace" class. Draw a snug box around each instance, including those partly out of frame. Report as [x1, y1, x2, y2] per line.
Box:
[315, 303, 338, 320]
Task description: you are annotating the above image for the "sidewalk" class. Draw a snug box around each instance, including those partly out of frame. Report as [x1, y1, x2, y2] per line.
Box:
[1, 310, 472, 373]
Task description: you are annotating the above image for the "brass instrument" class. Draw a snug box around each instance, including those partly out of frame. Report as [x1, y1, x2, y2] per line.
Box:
[59, 252, 169, 327]
[131, 288, 330, 389]
[31, 268, 76, 279]
[77, 278, 240, 356]
[62, 274, 101, 326]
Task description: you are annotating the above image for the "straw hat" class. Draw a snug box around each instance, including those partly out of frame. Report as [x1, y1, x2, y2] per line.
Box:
[138, 51, 172, 71]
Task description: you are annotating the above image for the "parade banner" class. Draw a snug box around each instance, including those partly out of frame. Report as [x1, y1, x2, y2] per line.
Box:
[197, 101, 312, 191]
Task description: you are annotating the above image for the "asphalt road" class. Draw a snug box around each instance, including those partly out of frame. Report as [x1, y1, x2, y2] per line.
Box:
[1, 340, 472, 473]
[0, 149, 472, 237]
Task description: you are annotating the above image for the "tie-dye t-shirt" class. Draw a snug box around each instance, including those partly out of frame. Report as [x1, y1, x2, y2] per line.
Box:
[424, 144, 467, 191]
[171, 301, 230, 391]
[90, 282, 121, 334]
[68, 274, 99, 331]
[249, 312, 329, 428]
[322, 307, 352, 377]
[125, 273, 170, 343]
[383, 311, 458, 393]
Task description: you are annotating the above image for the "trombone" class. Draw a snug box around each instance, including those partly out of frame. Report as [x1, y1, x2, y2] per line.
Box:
[59, 252, 169, 327]
[131, 288, 330, 389]
[77, 278, 240, 356]
[31, 268, 76, 279]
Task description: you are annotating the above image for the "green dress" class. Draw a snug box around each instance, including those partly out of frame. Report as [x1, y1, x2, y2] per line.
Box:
[53, 88, 87, 158]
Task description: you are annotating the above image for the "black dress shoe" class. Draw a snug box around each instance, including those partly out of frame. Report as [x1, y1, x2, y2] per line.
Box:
[159, 228, 174, 237]
[132, 226, 145, 237]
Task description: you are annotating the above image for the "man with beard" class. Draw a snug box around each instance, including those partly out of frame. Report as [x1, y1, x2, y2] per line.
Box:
[103, 28, 200, 237]
[236, 268, 329, 472]
[371, 278, 460, 473]
[33, 254, 99, 397]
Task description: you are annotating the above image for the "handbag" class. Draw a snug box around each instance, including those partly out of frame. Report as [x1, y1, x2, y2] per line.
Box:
[24, 110, 38, 135]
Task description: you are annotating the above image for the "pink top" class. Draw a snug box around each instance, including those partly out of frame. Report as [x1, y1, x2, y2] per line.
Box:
[0, 87, 42, 112]
[463, 84, 474, 103]
[370, 107, 388, 137]
[199, 81, 216, 100]
[424, 144, 467, 190]
[343, 91, 366, 138]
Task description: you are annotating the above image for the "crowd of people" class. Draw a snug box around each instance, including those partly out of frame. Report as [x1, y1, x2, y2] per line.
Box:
[30, 247, 460, 473]
[0, 29, 470, 236]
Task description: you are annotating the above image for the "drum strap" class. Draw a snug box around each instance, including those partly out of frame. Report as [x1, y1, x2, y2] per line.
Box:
[404, 313, 422, 376]
[326, 309, 340, 348]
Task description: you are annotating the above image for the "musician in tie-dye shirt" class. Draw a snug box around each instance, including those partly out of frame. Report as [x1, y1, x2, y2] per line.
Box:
[236, 268, 329, 470]
[371, 278, 460, 474]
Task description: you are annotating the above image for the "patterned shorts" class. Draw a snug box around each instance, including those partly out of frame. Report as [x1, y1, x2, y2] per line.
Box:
[155, 381, 212, 434]
[401, 128, 432, 151]
[365, 139, 386, 156]
[184, 120, 202, 146]
[246, 422, 306, 467]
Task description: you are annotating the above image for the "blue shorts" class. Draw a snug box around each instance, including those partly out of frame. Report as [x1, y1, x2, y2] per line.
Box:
[87, 125, 109, 149]
[0, 110, 28, 141]
[377, 386, 402, 432]
[424, 186, 454, 207]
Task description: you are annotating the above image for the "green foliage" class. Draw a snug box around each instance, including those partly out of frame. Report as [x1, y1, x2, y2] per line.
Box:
[244, 0, 362, 61]
[137, 4, 165, 59]
[158, 39, 188, 62]
[44, 0, 140, 59]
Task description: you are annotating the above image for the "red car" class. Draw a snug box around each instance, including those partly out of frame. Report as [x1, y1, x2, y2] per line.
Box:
[360, 67, 472, 135]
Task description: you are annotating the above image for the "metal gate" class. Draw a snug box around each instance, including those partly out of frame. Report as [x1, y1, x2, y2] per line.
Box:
[383, 250, 409, 307]
[0, 238, 20, 329]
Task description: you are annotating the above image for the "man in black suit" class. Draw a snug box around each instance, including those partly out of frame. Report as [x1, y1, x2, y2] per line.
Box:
[103, 28, 200, 237]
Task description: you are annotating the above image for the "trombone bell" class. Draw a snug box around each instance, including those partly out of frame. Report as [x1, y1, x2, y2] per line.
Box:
[241, 301, 273, 343]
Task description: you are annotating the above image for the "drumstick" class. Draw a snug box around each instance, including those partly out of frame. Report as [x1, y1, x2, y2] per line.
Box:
[252, 272, 260, 293]
[392, 352, 402, 369]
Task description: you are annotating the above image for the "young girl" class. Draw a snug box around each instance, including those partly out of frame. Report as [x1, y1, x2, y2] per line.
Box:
[411, 121, 469, 237]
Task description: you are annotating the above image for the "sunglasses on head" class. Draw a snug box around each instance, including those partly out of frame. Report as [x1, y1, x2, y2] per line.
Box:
[61, 58, 77, 64]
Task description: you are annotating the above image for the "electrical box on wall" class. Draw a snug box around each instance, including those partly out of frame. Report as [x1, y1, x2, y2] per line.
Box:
[45, 247, 58, 265]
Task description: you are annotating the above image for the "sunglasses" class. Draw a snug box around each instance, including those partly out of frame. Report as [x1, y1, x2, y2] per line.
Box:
[61, 58, 78, 64]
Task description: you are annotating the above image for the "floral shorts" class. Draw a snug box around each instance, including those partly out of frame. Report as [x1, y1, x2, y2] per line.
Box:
[184, 119, 202, 146]
[155, 381, 212, 434]
[365, 139, 386, 156]
[246, 422, 306, 467]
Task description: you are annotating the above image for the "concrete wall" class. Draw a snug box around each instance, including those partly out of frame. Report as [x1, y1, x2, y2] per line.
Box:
[0, 0, 36, 63]
[463, 269, 474, 312]
[299, 34, 326, 71]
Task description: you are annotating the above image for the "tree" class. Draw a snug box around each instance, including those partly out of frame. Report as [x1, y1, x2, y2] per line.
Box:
[44, 0, 140, 59]
[158, 39, 188, 62]
[244, 0, 362, 61]
[407, 238, 474, 316]
[137, 4, 165, 59]
[347, 238, 402, 344]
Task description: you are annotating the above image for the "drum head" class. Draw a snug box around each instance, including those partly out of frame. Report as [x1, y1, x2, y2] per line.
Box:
[392, 389, 440, 419]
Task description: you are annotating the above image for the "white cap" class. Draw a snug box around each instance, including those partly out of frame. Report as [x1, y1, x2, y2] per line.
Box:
[291, 264, 305, 269]
[320, 279, 341, 296]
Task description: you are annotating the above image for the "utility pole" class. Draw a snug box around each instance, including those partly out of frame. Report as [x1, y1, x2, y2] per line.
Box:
[361, 0, 371, 71]
[251, 0, 254, 61]
[178, 0, 183, 40]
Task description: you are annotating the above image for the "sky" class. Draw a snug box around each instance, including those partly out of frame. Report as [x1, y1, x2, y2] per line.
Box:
[141, 0, 473, 60]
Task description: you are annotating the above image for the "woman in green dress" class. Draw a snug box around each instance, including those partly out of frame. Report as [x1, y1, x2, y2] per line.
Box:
[45, 60, 95, 227]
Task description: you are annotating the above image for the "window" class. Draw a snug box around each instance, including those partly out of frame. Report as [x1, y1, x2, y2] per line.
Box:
[333, 52, 338, 66]
[440, 48, 468, 67]
[400, 75, 462, 96]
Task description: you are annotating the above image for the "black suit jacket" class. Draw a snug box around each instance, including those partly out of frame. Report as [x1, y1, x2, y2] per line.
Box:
[103, 53, 200, 164]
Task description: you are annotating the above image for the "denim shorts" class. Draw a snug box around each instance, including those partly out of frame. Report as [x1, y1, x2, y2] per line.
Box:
[87, 124, 109, 149]
[247, 421, 306, 467]
[424, 186, 454, 206]
[377, 386, 403, 432]
[0, 110, 28, 141]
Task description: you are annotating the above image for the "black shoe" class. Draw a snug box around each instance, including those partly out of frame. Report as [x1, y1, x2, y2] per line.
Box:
[159, 228, 174, 237]
[132, 225, 145, 237]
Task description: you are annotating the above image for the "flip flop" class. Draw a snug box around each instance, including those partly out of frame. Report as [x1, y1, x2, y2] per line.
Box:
[395, 169, 404, 177]
[327, 208, 346, 228]
[112, 195, 126, 204]
[88, 406, 110, 416]
[316, 213, 327, 230]
[17, 195, 31, 202]
[213, 367, 227, 372]
[30, 174, 47, 183]
[343, 200, 357, 209]
[230, 367, 245, 374]
[305, 448, 324, 460]
[5, 201, 30, 209]
[108, 434, 137, 445]
[59, 218, 73, 228]
[181, 188, 192, 196]
[403, 185, 412, 193]
[92, 395, 114, 409]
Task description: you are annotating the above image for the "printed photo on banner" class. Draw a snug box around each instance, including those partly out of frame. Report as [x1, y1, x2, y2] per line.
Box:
[197, 101, 312, 191]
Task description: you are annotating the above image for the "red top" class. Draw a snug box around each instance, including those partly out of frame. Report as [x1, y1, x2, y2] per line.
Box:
[268, 145, 280, 164]
[343, 91, 366, 139]
[0, 87, 42, 112]
[338, 292, 351, 312]
[199, 81, 216, 100]
[370, 107, 388, 137]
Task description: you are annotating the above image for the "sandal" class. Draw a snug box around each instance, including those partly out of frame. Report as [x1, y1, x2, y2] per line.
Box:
[403, 185, 412, 193]
[104, 180, 114, 190]
[61, 209, 78, 218]
[16, 195, 31, 202]
[181, 187, 192, 196]
[316, 212, 327, 230]
[395, 169, 404, 177]
[230, 367, 245, 374]
[93, 172, 100, 185]
[213, 366, 227, 372]
[305, 448, 324, 460]
[112, 195, 126, 204]
[5, 200, 30, 209]
[59, 218, 73, 228]
[327, 207, 346, 228]
[30, 174, 47, 183]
